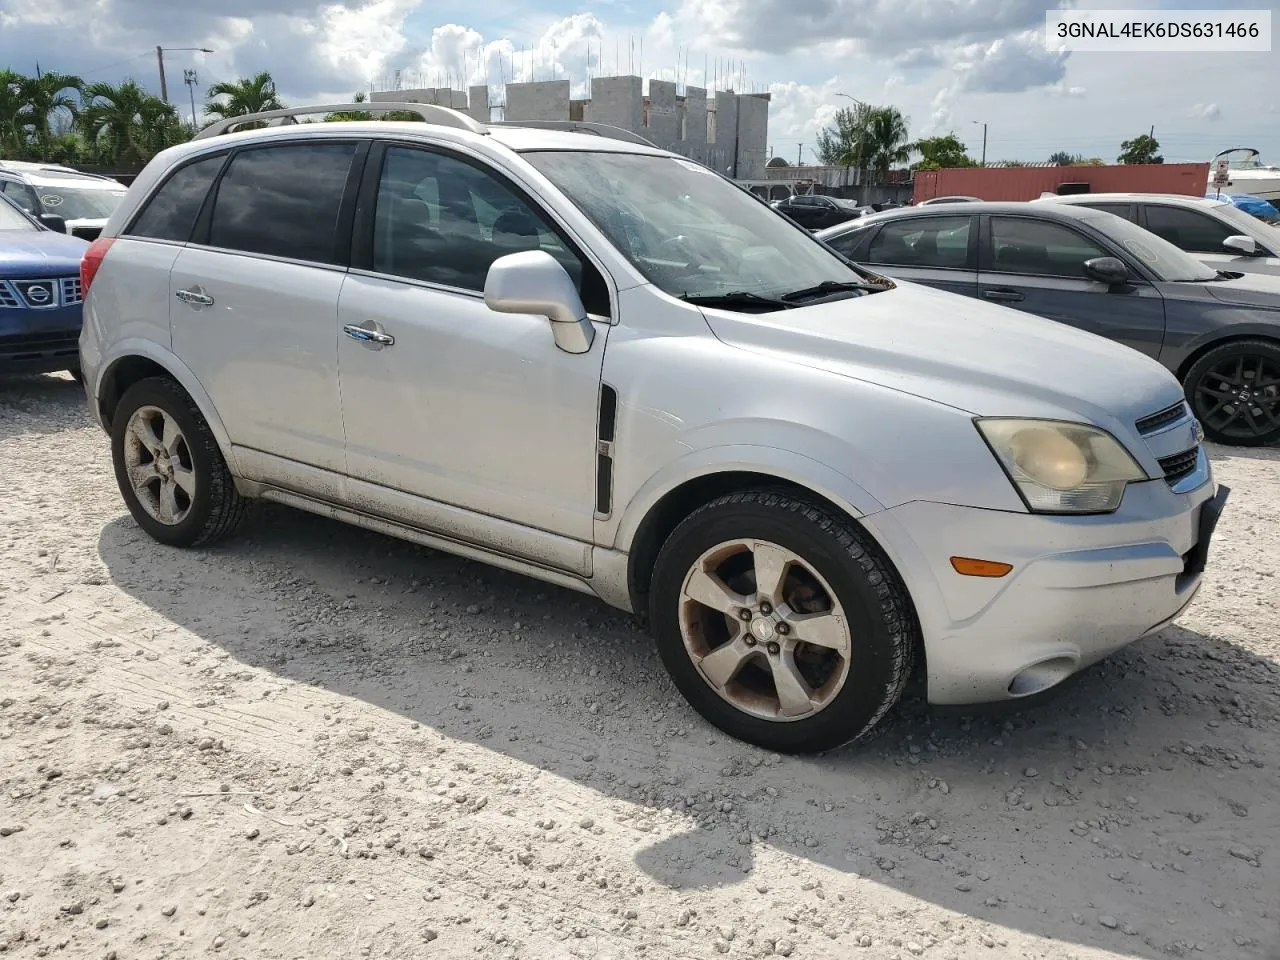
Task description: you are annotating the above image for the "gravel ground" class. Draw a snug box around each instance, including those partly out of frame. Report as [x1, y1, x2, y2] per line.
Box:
[1, 372, 1278, 960]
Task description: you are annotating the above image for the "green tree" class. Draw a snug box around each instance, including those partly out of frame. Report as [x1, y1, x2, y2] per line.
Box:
[815, 103, 911, 182]
[205, 71, 284, 124]
[19, 71, 81, 160]
[324, 91, 420, 123]
[1048, 150, 1081, 165]
[0, 70, 26, 158]
[80, 80, 182, 165]
[912, 133, 977, 170]
[1118, 134, 1162, 164]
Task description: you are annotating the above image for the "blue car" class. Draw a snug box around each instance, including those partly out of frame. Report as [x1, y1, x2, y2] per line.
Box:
[0, 193, 89, 378]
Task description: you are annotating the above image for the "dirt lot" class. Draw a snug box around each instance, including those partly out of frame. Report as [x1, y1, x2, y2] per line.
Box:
[1, 373, 1278, 960]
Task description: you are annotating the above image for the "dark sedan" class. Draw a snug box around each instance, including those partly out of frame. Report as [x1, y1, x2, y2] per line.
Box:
[771, 193, 864, 230]
[817, 202, 1280, 445]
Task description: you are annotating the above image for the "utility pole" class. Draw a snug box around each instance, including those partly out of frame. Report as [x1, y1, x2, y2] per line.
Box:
[973, 120, 988, 166]
[156, 46, 214, 102]
[797, 143, 802, 166]
[184, 69, 199, 131]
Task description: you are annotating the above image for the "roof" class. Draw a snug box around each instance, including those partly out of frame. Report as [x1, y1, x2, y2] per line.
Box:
[818, 200, 1110, 237]
[0, 164, 125, 190]
[1035, 192, 1229, 208]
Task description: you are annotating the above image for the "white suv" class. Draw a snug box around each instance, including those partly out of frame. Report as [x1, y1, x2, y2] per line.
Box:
[79, 103, 1227, 753]
[0, 161, 128, 241]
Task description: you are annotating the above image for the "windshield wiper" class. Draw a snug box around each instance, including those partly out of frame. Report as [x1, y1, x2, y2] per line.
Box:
[779, 279, 885, 302]
[680, 291, 794, 310]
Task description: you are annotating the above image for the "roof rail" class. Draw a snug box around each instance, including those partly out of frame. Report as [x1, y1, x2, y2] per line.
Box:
[194, 102, 488, 141]
[488, 120, 657, 148]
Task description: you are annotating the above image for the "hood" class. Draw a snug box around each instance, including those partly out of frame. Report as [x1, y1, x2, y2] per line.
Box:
[1200, 271, 1280, 309]
[0, 230, 90, 273]
[701, 280, 1184, 428]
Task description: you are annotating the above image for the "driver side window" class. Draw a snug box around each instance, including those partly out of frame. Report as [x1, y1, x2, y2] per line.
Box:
[371, 147, 609, 315]
[1, 180, 41, 214]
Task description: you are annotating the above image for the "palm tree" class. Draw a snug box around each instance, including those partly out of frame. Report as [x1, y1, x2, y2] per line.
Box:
[860, 107, 911, 181]
[205, 71, 284, 122]
[80, 79, 181, 165]
[0, 70, 26, 158]
[19, 72, 82, 160]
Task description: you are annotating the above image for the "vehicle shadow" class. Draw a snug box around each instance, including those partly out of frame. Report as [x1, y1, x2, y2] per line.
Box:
[95, 479, 1280, 960]
[0, 371, 91, 441]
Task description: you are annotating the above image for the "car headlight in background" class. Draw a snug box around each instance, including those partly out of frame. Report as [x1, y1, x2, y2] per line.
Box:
[976, 419, 1147, 514]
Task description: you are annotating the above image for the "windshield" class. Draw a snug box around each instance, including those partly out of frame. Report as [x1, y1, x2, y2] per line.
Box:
[1081, 211, 1218, 282]
[522, 151, 872, 304]
[1210, 201, 1273, 236]
[0, 197, 36, 231]
[32, 184, 126, 220]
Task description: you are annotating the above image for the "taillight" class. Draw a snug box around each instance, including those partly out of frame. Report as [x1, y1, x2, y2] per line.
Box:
[81, 237, 116, 294]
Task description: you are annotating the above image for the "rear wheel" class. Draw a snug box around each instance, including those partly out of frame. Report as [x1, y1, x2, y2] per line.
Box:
[110, 377, 246, 547]
[1183, 339, 1280, 446]
[649, 490, 917, 753]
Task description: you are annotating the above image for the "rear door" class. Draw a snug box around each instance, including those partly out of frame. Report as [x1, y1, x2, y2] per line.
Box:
[858, 214, 979, 298]
[169, 139, 367, 474]
[977, 214, 1166, 359]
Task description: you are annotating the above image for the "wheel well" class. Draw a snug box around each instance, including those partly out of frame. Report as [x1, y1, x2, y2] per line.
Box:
[98, 356, 171, 429]
[1176, 333, 1280, 383]
[626, 471, 854, 619]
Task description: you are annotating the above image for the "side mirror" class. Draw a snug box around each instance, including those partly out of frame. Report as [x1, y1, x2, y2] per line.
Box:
[1223, 234, 1258, 255]
[483, 250, 594, 355]
[38, 213, 67, 234]
[1083, 256, 1130, 287]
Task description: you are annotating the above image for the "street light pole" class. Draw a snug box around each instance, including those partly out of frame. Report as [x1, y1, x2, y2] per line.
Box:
[973, 120, 988, 167]
[156, 46, 214, 102]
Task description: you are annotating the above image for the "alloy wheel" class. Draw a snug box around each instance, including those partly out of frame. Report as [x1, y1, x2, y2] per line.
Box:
[1193, 353, 1280, 441]
[122, 405, 197, 526]
[678, 539, 853, 722]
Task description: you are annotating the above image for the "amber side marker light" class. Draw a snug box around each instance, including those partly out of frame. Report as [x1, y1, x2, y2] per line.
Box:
[950, 556, 1014, 578]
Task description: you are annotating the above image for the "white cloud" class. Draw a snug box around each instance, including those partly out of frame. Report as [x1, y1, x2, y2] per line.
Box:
[1186, 102, 1222, 122]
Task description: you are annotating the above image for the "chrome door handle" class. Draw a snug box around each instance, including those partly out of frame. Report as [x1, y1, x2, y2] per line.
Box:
[175, 287, 214, 306]
[982, 288, 1024, 303]
[343, 323, 395, 346]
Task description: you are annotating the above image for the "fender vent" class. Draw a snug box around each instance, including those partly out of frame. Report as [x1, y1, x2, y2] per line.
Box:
[596, 384, 618, 515]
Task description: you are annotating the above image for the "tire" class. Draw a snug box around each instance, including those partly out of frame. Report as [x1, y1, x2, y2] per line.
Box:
[649, 489, 917, 754]
[1183, 339, 1280, 447]
[110, 377, 246, 547]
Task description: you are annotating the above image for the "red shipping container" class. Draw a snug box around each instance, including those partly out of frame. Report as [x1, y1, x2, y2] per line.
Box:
[913, 163, 1210, 204]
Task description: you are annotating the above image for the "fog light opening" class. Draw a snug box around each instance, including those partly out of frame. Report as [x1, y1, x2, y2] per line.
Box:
[1008, 656, 1078, 698]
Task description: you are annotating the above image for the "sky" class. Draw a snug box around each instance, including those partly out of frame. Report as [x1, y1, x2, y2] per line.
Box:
[1, 0, 1277, 165]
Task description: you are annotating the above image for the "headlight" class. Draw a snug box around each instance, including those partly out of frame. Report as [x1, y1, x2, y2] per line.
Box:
[976, 419, 1147, 514]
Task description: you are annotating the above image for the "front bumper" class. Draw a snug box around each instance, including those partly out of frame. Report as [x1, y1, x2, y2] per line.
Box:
[861, 470, 1225, 705]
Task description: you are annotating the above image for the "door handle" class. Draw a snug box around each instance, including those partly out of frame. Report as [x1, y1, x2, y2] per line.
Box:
[174, 287, 214, 306]
[343, 323, 395, 347]
[982, 288, 1024, 303]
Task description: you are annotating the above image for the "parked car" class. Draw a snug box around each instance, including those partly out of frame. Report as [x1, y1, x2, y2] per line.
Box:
[0, 161, 128, 241]
[917, 195, 981, 205]
[770, 193, 864, 230]
[1034, 192, 1280, 277]
[818, 201, 1280, 445]
[0, 193, 89, 378]
[81, 103, 1225, 753]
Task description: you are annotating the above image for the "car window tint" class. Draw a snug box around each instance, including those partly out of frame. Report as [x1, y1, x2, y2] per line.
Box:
[128, 154, 225, 242]
[990, 217, 1106, 277]
[1143, 205, 1236, 253]
[209, 143, 356, 263]
[1082, 203, 1136, 223]
[371, 147, 605, 312]
[867, 216, 972, 269]
[824, 229, 864, 258]
[1, 180, 41, 213]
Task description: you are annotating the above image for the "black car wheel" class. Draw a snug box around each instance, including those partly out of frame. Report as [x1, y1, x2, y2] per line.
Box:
[1183, 339, 1280, 446]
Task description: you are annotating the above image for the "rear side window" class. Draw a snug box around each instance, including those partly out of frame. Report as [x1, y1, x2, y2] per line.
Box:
[208, 143, 357, 263]
[868, 216, 973, 269]
[129, 155, 225, 242]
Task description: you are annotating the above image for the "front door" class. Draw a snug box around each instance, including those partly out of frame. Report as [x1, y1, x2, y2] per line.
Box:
[336, 144, 610, 569]
[978, 214, 1166, 360]
[169, 141, 363, 474]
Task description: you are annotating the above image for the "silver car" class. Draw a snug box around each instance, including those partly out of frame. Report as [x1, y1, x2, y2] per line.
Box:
[78, 103, 1228, 754]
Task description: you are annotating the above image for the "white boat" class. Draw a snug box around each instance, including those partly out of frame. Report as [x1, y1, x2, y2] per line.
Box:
[1209, 148, 1280, 202]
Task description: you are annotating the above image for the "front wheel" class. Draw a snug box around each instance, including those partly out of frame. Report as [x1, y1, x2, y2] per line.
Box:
[649, 490, 917, 753]
[1183, 339, 1280, 446]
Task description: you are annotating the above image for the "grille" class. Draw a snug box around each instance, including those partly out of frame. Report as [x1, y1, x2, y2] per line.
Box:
[1136, 401, 1189, 435]
[0, 275, 80, 308]
[1157, 448, 1199, 486]
[0, 331, 80, 362]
